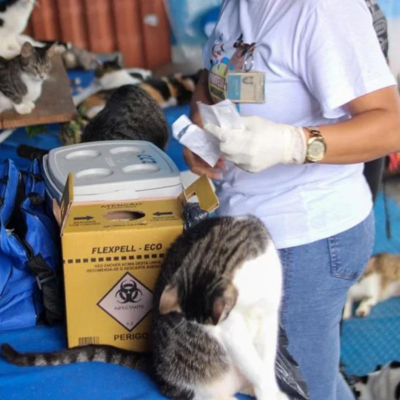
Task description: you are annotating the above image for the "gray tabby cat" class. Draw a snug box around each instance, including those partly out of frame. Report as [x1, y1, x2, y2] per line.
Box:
[1, 216, 288, 400]
[81, 84, 169, 150]
[0, 42, 56, 114]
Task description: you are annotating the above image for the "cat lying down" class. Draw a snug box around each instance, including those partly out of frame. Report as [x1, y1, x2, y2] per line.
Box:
[344, 253, 400, 320]
[344, 253, 400, 319]
[2, 216, 289, 400]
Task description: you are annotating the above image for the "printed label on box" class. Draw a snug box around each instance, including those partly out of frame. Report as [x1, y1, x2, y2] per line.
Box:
[98, 272, 153, 332]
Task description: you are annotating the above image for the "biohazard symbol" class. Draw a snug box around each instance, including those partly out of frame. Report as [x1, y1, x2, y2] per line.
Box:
[115, 280, 143, 304]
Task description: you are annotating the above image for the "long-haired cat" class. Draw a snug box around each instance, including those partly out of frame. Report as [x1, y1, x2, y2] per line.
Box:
[1, 216, 288, 400]
[353, 362, 400, 400]
[80, 84, 169, 150]
[343, 253, 400, 319]
[0, 0, 36, 58]
[0, 41, 56, 115]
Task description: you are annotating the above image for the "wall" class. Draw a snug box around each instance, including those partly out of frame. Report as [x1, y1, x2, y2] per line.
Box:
[25, 0, 171, 69]
[164, 0, 222, 68]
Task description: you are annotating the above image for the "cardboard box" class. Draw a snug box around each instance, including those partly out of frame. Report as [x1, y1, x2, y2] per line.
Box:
[59, 174, 218, 352]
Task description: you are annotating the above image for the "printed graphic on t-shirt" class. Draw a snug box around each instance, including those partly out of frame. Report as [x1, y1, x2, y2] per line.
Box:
[365, 0, 389, 58]
[208, 33, 256, 103]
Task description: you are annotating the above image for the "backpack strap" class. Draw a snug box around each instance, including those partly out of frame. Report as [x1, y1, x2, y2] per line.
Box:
[26, 254, 63, 325]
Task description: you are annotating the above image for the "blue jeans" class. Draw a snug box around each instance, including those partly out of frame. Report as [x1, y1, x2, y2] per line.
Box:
[279, 212, 375, 400]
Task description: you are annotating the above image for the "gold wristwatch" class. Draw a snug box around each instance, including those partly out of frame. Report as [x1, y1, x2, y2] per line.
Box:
[305, 126, 327, 163]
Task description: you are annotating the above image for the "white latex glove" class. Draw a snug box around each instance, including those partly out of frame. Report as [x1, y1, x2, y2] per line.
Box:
[204, 116, 307, 173]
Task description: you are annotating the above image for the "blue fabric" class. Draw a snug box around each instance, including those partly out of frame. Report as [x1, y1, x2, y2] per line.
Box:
[0, 160, 42, 331]
[280, 212, 375, 400]
[341, 192, 400, 377]
[0, 325, 252, 400]
[0, 325, 160, 400]
[0, 159, 61, 331]
[0, 126, 62, 170]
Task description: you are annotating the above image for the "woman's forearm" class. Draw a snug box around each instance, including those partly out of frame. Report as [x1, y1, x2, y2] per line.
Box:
[318, 86, 400, 164]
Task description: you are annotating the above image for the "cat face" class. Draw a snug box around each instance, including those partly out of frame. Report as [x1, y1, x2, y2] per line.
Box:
[94, 56, 122, 78]
[158, 217, 268, 326]
[159, 279, 238, 326]
[19, 42, 56, 81]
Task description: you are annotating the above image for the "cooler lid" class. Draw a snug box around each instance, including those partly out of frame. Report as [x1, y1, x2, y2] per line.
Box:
[47, 141, 181, 196]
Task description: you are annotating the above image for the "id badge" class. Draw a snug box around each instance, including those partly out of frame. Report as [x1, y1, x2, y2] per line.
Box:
[225, 71, 266, 103]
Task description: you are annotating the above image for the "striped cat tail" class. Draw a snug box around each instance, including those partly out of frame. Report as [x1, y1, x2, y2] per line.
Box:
[1, 343, 151, 371]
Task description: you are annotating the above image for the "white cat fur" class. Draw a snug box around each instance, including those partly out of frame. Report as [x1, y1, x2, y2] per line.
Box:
[0, 0, 36, 58]
[344, 273, 400, 319]
[0, 71, 44, 114]
[73, 70, 143, 106]
[192, 243, 288, 400]
[354, 363, 400, 400]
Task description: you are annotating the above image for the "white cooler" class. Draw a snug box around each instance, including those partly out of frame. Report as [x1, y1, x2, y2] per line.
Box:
[42, 140, 182, 203]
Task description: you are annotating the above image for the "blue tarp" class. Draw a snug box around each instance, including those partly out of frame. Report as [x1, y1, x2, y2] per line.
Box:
[1, 68, 400, 396]
[341, 193, 400, 376]
[1, 192, 400, 398]
[0, 325, 161, 400]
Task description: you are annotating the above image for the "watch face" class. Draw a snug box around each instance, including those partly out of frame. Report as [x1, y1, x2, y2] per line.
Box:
[308, 139, 326, 161]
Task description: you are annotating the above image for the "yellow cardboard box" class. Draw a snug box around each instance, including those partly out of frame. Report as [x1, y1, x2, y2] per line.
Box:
[59, 174, 218, 352]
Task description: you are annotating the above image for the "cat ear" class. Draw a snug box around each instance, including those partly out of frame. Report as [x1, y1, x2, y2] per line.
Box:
[21, 42, 34, 58]
[159, 285, 181, 315]
[46, 42, 58, 58]
[211, 283, 238, 325]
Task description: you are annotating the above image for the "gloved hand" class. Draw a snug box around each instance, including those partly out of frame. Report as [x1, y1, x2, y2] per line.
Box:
[204, 116, 307, 173]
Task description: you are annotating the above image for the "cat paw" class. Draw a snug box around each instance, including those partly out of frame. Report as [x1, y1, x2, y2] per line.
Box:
[14, 103, 33, 115]
[342, 309, 352, 320]
[26, 101, 35, 109]
[355, 306, 371, 318]
[355, 300, 374, 318]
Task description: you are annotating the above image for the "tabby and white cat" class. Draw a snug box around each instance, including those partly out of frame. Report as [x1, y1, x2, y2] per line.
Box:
[343, 253, 400, 319]
[353, 362, 400, 400]
[1, 216, 288, 400]
[0, 42, 56, 115]
[0, 0, 36, 58]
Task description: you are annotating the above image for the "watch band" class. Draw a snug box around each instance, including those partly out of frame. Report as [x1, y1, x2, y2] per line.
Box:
[306, 126, 322, 138]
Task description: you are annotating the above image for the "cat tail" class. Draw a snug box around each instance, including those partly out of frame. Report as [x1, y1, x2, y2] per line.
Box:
[1, 343, 151, 372]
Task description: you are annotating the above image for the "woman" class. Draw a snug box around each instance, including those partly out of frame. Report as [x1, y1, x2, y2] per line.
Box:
[184, 0, 400, 399]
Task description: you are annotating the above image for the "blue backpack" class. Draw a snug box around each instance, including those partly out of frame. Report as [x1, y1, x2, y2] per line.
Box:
[0, 159, 63, 330]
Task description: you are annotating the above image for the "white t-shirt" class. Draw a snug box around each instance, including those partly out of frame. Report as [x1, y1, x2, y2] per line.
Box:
[203, 0, 396, 249]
